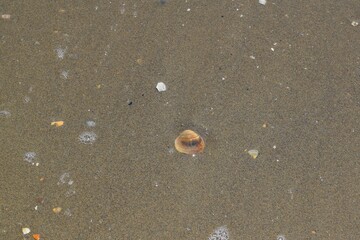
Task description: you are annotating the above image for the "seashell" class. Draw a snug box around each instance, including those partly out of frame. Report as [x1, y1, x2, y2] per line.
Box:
[175, 130, 205, 154]
[22, 227, 31, 235]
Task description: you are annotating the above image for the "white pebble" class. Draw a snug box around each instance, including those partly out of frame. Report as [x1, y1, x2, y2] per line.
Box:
[259, 0, 267, 5]
[156, 82, 167, 92]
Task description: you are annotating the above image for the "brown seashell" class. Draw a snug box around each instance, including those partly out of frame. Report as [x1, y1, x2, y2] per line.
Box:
[175, 130, 205, 154]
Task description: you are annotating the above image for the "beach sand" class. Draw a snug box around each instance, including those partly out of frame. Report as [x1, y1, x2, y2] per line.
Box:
[1, 0, 359, 239]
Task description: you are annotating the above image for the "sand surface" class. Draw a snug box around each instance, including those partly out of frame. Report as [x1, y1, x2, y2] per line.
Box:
[1, 0, 359, 239]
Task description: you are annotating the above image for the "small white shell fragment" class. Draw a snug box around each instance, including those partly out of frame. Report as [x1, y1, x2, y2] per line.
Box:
[0, 110, 11, 117]
[1, 14, 11, 20]
[22, 227, 31, 235]
[351, 21, 358, 27]
[248, 149, 259, 159]
[156, 82, 167, 92]
[259, 0, 267, 5]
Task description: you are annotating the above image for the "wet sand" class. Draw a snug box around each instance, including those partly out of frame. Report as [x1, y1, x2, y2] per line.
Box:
[1, 0, 359, 239]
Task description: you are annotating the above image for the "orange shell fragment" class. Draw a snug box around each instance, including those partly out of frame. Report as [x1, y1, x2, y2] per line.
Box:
[51, 121, 64, 127]
[52, 207, 62, 213]
[33, 233, 40, 240]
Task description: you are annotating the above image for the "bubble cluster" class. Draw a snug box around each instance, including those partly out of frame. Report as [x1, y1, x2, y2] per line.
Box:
[78, 131, 97, 144]
[23, 152, 36, 163]
[58, 172, 73, 185]
[208, 226, 229, 240]
[85, 120, 96, 127]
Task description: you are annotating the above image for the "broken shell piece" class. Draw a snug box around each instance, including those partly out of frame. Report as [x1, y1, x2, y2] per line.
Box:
[136, 58, 144, 65]
[175, 130, 205, 155]
[156, 82, 167, 92]
[52, 207, 62, 214]
[1, 14, 11, 20]
[33, 233, 41, 240]
[22, 227, 31, 235]
[248, 149, 259, 159]
[51, 121, 64, 127]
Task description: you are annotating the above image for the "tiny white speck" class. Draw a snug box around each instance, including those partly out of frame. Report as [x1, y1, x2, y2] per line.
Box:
[168, 148, 175, 154]
[271, 47, 275, 51]
[187, 8, 191, 11]
[273, 145, 277, 149]
[24, 96, 31, 103]
[250, 55, 255, 59]
[60, 70, 69, 79]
